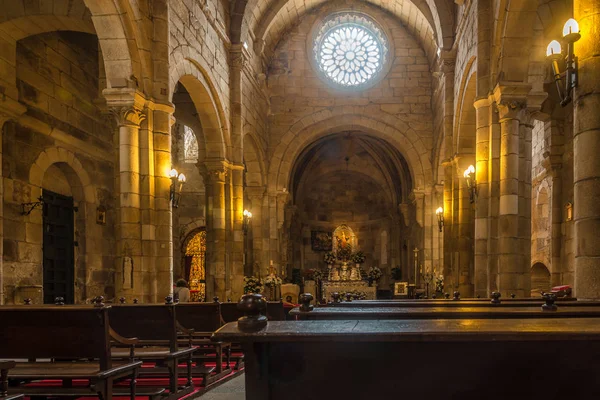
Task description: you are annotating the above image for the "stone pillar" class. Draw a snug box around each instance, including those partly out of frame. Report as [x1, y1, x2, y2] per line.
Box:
[494, 83, 530, 297]
[573, 0, 600, 299]
[201, 162, 228, 301]
[230, 164, 245, 300]
[474, 98, 491, 297]
[152, 104, 175, 300]
[456, 158, 474, 297]
[247, 186, 265, 276]
[547, 164, 563, 286]
[111, 106, 146, 301]
[487, 101, 501, 294]
[519, 115, 533, 296]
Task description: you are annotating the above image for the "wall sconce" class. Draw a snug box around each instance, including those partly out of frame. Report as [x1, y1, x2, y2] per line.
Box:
[21, 196, 45, 216]
[463, 165, 477, 203]
[169, 168, 186, 208]
[435, 207, 444, 232]
[546, 18, 581, 107]
[565, 202, 573, 221]
[243, 209, 252, 234]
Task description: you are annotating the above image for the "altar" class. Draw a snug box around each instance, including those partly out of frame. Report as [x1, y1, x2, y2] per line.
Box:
[322, 280, 377, 301]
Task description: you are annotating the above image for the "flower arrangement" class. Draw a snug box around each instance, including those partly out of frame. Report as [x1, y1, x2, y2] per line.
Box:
[351, 251, 366, 264]
[339, 290, 367, 300]
[304, 269, 323, 281]
[263, 275, 283, 287]
[435, 274, 444, 293]
[367, 266, 383, 282]
[391, 266, 402, 280]
[324, 252, 336, 265]
[336, 243, 352, 261]
[243, 276, 263, 294]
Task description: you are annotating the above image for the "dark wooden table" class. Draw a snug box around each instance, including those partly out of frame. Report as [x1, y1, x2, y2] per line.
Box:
[290, 306, 600, 319]
[213, 319, 600, 399]
[323, 299, 600, 307]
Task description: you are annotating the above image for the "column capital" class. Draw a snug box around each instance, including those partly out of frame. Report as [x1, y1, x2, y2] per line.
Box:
[199, 159, 229, 183]
[103, 88, 148, 127]
[230, 44, 249, 71]
[246, 185, 266, 200]
[493, 82, 531, 120]
[109, 106, 146, 127]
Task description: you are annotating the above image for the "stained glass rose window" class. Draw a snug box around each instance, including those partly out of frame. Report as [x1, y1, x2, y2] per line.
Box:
[314, 13, 388, 88]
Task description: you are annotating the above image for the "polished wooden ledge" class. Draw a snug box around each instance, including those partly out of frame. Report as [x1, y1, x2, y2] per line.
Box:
[212, 318, 600, 343]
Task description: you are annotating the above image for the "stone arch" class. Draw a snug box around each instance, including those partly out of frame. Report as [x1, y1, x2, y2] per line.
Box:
[243, 133, 266, 188]
[29, 147, 94, 204]
[493, 0, 539, 83]
[268, 113, 429, 193]
[454, 64, 477, 156]
[531, 262, 551, 295]
[169, 50, 230, 161]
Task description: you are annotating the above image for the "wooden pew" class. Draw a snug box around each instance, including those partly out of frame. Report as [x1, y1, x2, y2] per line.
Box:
[213, 318, 600, 399]
[108, 300, 197, 398]
[323, 299, 600, 307]
[174, 302, 231, 382]
[291, 305, 600, 320]
[0, 361, 21, 400]
[0, 306, 143, 400]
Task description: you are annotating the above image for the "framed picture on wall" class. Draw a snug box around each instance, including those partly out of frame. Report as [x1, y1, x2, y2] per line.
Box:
[311, 231, 333, 251]
[394, 281, 409, 296]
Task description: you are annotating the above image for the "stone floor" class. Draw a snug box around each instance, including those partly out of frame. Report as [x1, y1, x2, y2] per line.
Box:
[199, 373, 245, 399]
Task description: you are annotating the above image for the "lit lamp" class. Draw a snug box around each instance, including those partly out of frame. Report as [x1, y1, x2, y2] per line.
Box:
[463, 165, 477, 203]
[435, 207, 444, 232]
[169, 168, 186, 208]
[243, 209, 253, 234]
[546, 18, 581, 107]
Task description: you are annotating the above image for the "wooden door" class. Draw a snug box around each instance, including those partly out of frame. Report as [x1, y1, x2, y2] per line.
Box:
[42, 189, 75, 304]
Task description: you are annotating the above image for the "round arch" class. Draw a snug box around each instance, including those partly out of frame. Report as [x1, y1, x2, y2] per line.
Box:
[268, 113, 430, 193]
[454, 65, 477, 156]
[169, 49, 230, 161]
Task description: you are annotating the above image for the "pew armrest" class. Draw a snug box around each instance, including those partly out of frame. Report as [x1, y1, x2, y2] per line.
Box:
[95, 361, 142, 380]
[165, 347, 197, 360]
[109, 327, 139, 346]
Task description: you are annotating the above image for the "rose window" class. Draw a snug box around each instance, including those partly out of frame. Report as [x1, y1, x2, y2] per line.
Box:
[314, 14, 388, 88]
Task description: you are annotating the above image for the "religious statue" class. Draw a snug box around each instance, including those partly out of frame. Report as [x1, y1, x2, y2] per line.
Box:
[123, 256, 133, 289]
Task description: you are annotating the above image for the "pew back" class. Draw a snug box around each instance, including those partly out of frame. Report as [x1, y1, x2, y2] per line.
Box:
[175, 303, 222, 332]
[220, 301, 286, 323]
[109, 304, 178, 349]
[0, 307, 111, 365]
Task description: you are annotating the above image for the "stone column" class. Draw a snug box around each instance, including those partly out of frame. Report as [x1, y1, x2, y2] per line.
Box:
[246, 186, 265, 275]
[152, 103, 175, 300]
[111, 106, 146, 301]
[230, 164, 245, 300]
[519, 115, 533, 296]
[474, 98, 491, 297]
[573, 0, 600, 299]
[494, 83, 530, 297]
[456, 158, 474, 297]
[487, 101, 501, 294]
[201, 162, 228, 301]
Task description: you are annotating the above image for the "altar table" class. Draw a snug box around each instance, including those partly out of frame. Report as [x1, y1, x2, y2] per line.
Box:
[321, 280, 377, 300]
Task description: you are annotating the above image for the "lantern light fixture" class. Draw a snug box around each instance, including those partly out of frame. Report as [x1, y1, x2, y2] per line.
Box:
[169, 168, 186, 208]
[435, 207, 444, 232]
[546, 18, 581, 107]
[243, 209, 253, 234]
[463, 165, 477, 204]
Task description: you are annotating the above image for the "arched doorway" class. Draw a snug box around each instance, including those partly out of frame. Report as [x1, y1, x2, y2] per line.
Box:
[531, 263, 551, 296]
[184, 230, 207, 302]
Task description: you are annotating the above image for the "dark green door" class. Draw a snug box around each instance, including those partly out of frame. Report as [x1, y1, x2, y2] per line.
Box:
[42, 189, 75, 304]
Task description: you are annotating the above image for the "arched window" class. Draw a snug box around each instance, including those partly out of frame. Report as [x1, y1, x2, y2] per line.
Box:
[185, 230, 206, 301]
[183, 125, 199, 163]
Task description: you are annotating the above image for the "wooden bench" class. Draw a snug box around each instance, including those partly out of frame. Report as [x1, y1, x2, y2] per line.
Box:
[291, 305, 600, 320]
[0, 361, 21, 400]
[323, 299, 600, 307]
[0, 306, 142, 400]
[213, 318, 600, 399]
[174, 302, 231, 383]
[108, 300, 197, 398]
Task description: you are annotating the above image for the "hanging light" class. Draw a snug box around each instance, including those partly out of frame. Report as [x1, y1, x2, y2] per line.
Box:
[170, 168, 186, 208]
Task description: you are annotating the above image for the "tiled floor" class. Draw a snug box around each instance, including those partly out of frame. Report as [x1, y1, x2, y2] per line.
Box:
[199, 374, 245, 399]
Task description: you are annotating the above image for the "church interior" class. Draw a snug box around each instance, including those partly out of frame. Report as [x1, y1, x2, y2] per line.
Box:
[1, 0, 600, 398]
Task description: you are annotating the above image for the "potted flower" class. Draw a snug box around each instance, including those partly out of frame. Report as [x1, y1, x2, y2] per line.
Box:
[243, 276, 263, 294]
[435, 274, 444, 296]
[263, 275, 282, 288]
[367, 266, 382, 287]
[324, 252, 336, 266]
[351, 251, 366, 266]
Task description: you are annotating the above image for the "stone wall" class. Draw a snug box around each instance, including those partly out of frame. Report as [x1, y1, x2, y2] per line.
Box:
[2, 31, 115, 304]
